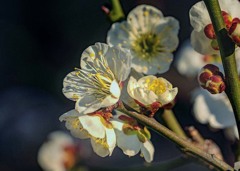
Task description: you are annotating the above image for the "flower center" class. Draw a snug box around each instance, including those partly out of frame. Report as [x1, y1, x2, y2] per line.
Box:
[75, 68, 119, 99]
[145, 78, 166, 95]
[132, 32, 162, 59]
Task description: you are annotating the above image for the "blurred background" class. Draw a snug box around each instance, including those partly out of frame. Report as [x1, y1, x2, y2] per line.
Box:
[0, 0, 235, 170]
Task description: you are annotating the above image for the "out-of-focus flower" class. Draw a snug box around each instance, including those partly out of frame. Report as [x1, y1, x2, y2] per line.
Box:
[192, 88, 239, 140]
[107, 5, 179, 74]
[59, 109, 116, 157]
[63, 43, 131, 114]
[189, 0, 240, 54]
[111, 111, 154, 163]
[127, 75, 178, 116]
[38, 131, 77, 171]
[198, 64, 226, 94]
[175, 40, 240, 77]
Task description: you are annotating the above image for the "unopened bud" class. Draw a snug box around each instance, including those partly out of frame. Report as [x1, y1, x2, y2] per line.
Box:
[222, 11, 232, 30]
[229, 19, 240, 47]
[198, 64, 226, 94]
[204, 24, 216, 39]
[211, 39, 219, 50]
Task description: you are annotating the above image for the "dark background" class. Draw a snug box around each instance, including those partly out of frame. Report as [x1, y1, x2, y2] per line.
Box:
[0, 0, 235, 171]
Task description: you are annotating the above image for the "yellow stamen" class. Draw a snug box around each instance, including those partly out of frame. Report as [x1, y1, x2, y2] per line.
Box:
[145, 78, 166, 95]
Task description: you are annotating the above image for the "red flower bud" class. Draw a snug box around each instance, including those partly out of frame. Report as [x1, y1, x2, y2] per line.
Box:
[198, 64, 225, 94]
[204, 24, 216, 39]
[222, 11, 232, 30]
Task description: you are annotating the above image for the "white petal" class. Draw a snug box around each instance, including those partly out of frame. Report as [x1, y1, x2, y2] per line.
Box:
[131, 52, 173, 75]
[192, 90, 212, 124]
[62, 71, 84, 101]
[75, 96, 102, 114]
[105, 46, 132, 82]
[115, 130, 141, 156]
[134, 87, 158, 105]
[110, 80, 121, 99]
[174, 40, 206, 77]
[59, 110, 89, 139]
[105, 127, 116, 156]
[224, 126, 239, 140]
[141, 140, 155, 163]
[79, 115, 105, 139]
[80, 43, 109, 71]
[155, 16, 179, 51]
[90, 138, 109, 157]
[127, 76, 139, 99]
[111, 119, 124, 131]
[120, 73, 141, 112]
[192, 88, 236, 128]
[101, 94, 119, 109]
[127, 5, 164, 33]
[158, 87, 178, 105]
[219, 0, 240, 18]
[81, 42, 131, 83]
[59, 109, 82, 122]
[191, 30, 218, 55]
[189, 1, 211, 32]
[107, 22, 132, 49]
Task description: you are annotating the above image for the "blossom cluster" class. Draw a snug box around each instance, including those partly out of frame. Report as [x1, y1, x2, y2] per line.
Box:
[38, 0, 240, 170]
[58, 5, 179, 164]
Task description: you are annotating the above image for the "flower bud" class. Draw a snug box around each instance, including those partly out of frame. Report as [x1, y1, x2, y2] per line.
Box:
[229, 18, 240, 47]
[222, 11, 232, 30]
[198, 64, 226, 94]
[211, 39, 219, 50]
[204, 24, 216, 39]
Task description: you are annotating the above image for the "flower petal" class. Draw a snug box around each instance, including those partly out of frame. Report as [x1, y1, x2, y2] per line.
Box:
[79, 115, 105, 139]
[59, 110, 89, 139]
[116, 130, 141, 156]
[62, 71, 85, 101]
[191, 30, 217, 55]
[104, 127, 116, 156]
[81, 42, 131, 82]
[189, 1, 211, 32]
[140, 140, 154, 163]
[224, 126, 239, 140]
[158, 87, 178, 105]
[175, 40, 205, 77]
[75, 95, 102, 114]
[107, 22, 133, 49]
[155, 16, 179, 51]
[90, 138, 110, 157]
[127, 5, 164, 33]
[192, 88, 236, 128]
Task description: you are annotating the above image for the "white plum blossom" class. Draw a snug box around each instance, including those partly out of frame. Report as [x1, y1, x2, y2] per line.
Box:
[127, 75, 178, 115]
[107, 5, 179, 74]
[175, 40, 221, 77]
[192, 88, 239, 140]
[175, 40, 240, 77]
[38, 131, 77, 171]
[111, 111, 154, 163]
[63, 43, 131, 114]
[189, 0, 240, 55]
[59, 109, 116, 157]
